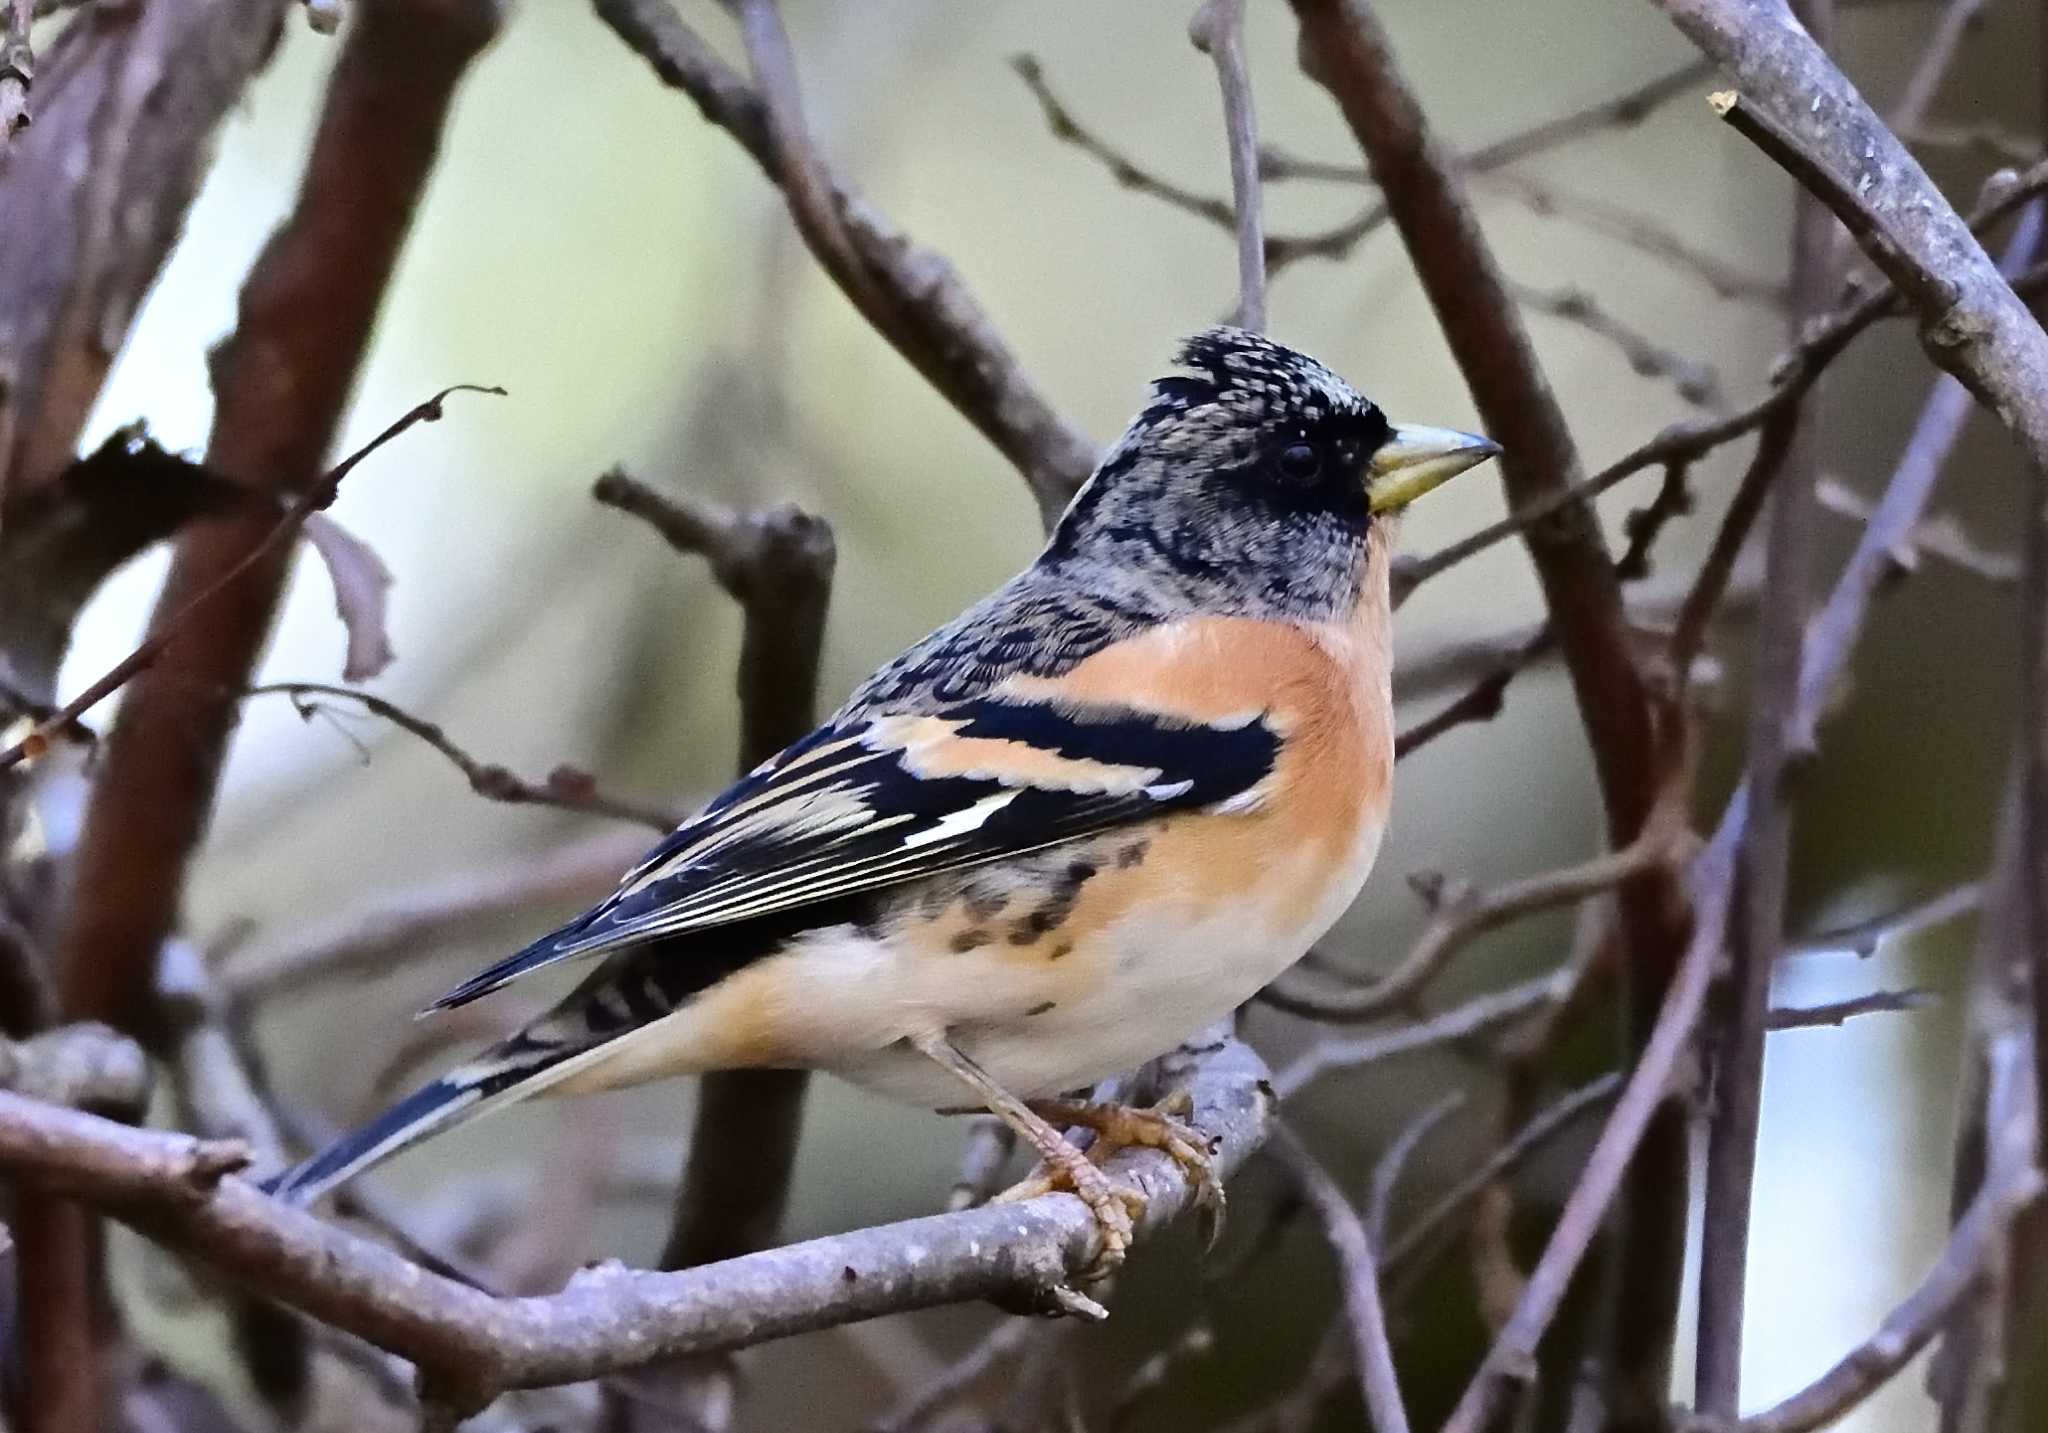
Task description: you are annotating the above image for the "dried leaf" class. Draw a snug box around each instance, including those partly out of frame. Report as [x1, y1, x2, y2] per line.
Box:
[302, 513, 396, 682]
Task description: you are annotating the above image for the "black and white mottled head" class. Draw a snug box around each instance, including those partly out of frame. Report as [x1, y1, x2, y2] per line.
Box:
[1044, 327, 1495, 623]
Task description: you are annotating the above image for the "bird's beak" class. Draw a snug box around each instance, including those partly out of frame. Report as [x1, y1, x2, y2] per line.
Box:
[1367, 424, 1501, 514]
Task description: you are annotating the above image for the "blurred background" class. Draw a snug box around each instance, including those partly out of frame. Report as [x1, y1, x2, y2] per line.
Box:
[44, 0, 2039, 1426]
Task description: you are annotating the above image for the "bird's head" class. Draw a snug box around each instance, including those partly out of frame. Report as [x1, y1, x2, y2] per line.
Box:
[1045, 328, 1498, 612]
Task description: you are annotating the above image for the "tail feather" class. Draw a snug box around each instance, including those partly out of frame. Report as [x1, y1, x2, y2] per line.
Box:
[262, 1030, 605, 1207]
[420, 927, 587, 1015]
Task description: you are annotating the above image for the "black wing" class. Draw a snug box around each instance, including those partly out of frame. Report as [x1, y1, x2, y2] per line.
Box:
[424, 693, 1281, 1011]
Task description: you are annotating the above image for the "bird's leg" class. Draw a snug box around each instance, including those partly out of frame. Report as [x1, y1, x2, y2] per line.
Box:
[1008, 1090, 1226, 1249]
[910, 1033, 1145, 1280]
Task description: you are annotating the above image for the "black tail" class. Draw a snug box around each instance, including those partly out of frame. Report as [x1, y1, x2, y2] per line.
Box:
[261, 1028, 603, 1206]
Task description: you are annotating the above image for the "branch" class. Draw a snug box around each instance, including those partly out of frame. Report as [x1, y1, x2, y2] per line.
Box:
[1266, 969, 1568, 1098]
[593, 0, 1097, 524]
[1283, 64, 1688, 1368]
[1763, 987, 1934, 1030]
[246, 682, 677, 831]
[1734, 1165, 2044, 1433]
[1785, 880, 1983, 956]
[1269, 1124, 1411, 1433]
[1443, 175, 2048, 1432]
[1393, 628, 1551, 758]
[0, 0, 286, 506]
[1259, 827, 1680, 1026]
[1009, 53, 1235, 231]
[592, 467, 835, 1272]
[1023, 52, 1712, 278]
[0, 385, 504, 773]
[1440, 798, 1744, 1433]
[1189, 0, 1267, 330]
[1507, 278, 1725, 409]
[1482, 171, 1786, 306]
[1790, 203, 2045, 753]
[1394, 161, 2048, 603]
[1696, 58, 1836, 1402]
[0, 1031, 1270, 1418]
[0, 1022, 150, 1115]
[1676, 31, 2048, 481]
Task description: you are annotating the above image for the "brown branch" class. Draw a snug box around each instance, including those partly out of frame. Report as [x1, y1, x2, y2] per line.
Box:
[0, 0, 286, 508]
[1393, 628, 1551, 759]
[1444, 159, 2048, 1431]
[246, 682, 677, 832]
[1269, 1124, 1411, 1433]
[592, 467, 834, 1274]
[1283, 61, 1688, 1376]
[593, 0, 1097, 525]
[0, 385, 504, 774]
[1189, 0, 1267, 330]
[1009, 53, 1235, 230]
[0, 1031, 1270, 1420]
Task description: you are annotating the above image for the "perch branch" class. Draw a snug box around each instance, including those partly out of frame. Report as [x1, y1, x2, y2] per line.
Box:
[0, 1030, 1270, 1419]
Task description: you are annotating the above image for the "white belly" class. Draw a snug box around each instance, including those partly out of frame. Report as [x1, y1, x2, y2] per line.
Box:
[825, 825, 1382, 1106]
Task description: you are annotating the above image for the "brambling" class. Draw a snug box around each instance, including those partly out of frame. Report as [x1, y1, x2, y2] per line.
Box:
[267, 328, 1497, 1270]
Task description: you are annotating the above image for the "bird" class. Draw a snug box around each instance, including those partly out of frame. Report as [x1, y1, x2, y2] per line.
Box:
[264, 326, 1499, 1272]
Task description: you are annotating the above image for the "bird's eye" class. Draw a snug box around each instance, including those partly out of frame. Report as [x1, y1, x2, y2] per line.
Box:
[1276, 441, 1323, 482]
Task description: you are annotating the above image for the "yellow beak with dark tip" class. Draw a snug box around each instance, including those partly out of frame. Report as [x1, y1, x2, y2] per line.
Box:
[1367, 424, 1501, 514]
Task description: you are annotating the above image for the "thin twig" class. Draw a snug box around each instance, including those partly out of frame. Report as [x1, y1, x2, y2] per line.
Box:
[247, 682, 678, 831]
[1269, 1124, 1411, 1433]
[1785, 881, 1984, 957]
[1395, 163, 2048, 603]
[1507, 278, 1725, 408]
[1734, 1166, 2044, 1433]
[1482, 170, 1786, 306]
[1260, 830, 1680, 1026]
[1189, 0, 1267, 329]
[1267, 970, 1569, 1098]
[1367, 1091, 1465, 1247]
[1763, 987, 1935, 1030]
[595, 0, 1097, 523]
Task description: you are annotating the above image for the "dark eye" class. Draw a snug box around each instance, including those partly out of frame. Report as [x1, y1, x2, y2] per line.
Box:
[1276, 441, 1323, 482]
